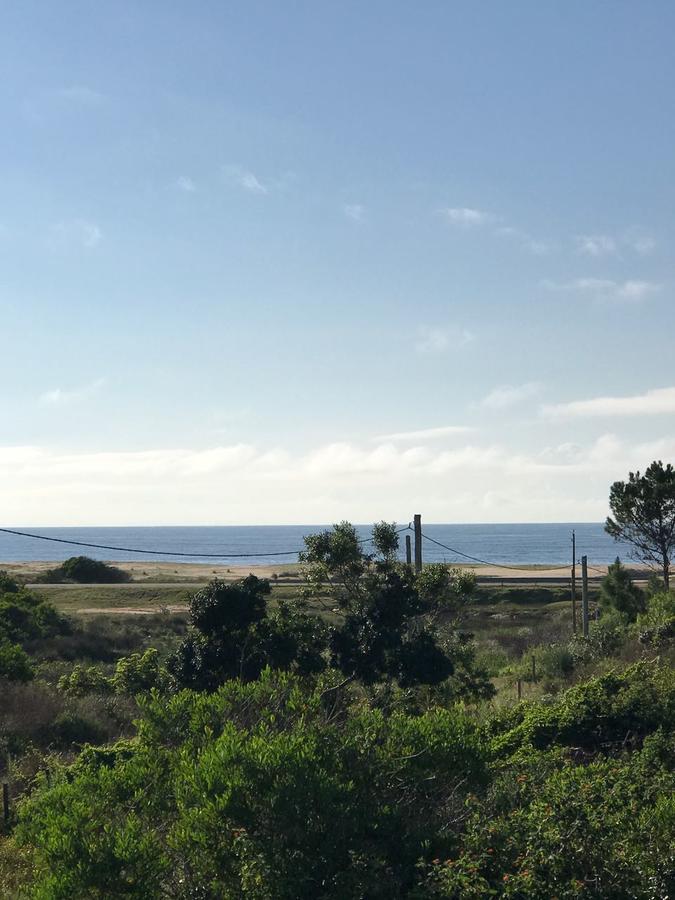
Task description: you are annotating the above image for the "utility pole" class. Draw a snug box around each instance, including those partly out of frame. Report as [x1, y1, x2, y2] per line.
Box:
[413, 514, 422, 573]
[405, 534, 412, 568]
[571, 530, 577, 634]
[581, 555, 589, 637]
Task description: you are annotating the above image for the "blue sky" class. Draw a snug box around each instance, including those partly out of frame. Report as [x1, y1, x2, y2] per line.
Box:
[1, 2, 674, 524]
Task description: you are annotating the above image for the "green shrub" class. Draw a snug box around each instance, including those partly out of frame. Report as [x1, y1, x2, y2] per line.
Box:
[17, 670, 487, 898]
[491, 660, 675, 758]
[0, 642, 34, 682]
[40, 556, 130, 584]
[58, 664, 112, 697]
[418, 740, 674, 898]
[112, 649, 164, 694]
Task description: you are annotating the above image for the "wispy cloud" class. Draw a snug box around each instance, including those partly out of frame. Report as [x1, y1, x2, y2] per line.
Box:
[222, 164, 268, 194]
[542, 277, 661, 304]
[342, 203, 365, 222]
[576, 234, 617, 257]
[440, 207, 496, 227]
[53, 85, 104, 106]
[48, 219, 102, 250]
[481, 382, 542, 410]
[374, 425, 475, 442]
[542, 385, 675, 419]
[576, 230, 656, 257]
[441, 208, 552, 254]
[175, 175, 196, 193]
[40, 378, 106, 406]
[495, 226, 553, 255]
[414, 325, 474, 354]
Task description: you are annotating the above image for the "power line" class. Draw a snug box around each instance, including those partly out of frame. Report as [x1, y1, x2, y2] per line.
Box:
[0, 524, 411, 560]
[420, 531, 575, 573]
[0, 527, 301, 558]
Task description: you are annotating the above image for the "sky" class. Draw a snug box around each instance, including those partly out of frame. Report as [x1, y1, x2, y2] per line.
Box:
[1, 1, 674, 525]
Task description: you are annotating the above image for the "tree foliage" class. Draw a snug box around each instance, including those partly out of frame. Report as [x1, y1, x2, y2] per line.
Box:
[168, 575, 327, 690]
[599, 557, 645, 621]
[301, 522, 480, 690]
[606, 460, 675, 588]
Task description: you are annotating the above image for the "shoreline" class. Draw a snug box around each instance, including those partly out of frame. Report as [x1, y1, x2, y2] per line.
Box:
[0, 559, 650, 584]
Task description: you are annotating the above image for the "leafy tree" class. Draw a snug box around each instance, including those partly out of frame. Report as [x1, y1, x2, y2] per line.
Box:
[606, 460, 675, 589]
[168, 575, 327, 690]
[599, 557, 645, 621]
[301, 522, 481, 690]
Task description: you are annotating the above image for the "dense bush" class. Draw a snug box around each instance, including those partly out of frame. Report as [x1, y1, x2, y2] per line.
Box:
[40, 556, 131, 584]
[17, 670, 488, 898]
[0, 642, 34, 682]
[0, 588, 70, 646]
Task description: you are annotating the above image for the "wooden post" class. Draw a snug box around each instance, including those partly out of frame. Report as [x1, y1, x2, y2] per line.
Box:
[405, 534, 412, 568]
[413, 514, 422, 573]
[531, 655, 536, 682]
[581, 555, 589, 637]
[517, 678, 522, 700]
[2, 783, 8, 825]
[571, 530, 577, 634]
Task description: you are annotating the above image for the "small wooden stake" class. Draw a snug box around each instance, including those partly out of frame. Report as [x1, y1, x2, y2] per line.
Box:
[405, 534, 412, 567]
[517, 678, 522, 700]
[531, 655, 536, 682]
[2, 783, 9, 825]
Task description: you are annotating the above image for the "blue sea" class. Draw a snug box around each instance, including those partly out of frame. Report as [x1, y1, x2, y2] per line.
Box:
[0, 523, 634, 566]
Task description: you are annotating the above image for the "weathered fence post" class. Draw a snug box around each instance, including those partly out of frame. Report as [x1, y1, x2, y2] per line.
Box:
[531, 655, 536, 682]
[517, 678, 522, 700]
[405, 534, 412, 568]
[2, 783, 9, 826]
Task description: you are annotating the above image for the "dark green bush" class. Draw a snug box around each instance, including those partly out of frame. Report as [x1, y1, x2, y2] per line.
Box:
[40, 556, 131, 584]
[0, 643, 34, 682]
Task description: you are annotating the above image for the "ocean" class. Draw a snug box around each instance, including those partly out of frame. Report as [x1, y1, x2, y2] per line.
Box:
[0, 523, 634, 567]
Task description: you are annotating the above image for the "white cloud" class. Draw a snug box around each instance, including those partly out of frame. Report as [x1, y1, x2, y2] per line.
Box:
[374, 425, 475, 442]
[0, 432, 669, 525]
[576, 234, 617, 257]
[175, 176, 196, 193]
[342, 203, 365, 222]
[49, 219, 102, 250]
[542, 277, 661, 304]
[481, 382, 542, 410]
[222, 164, 268, 194]
[441, 207, 495, 227]
[39, 378, 106, 406]
[542, 386, 675, 419]
[414, 325, 474, 354]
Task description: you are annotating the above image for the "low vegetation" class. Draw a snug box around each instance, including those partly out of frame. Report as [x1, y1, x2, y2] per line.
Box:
[0, 515, 673, 898]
